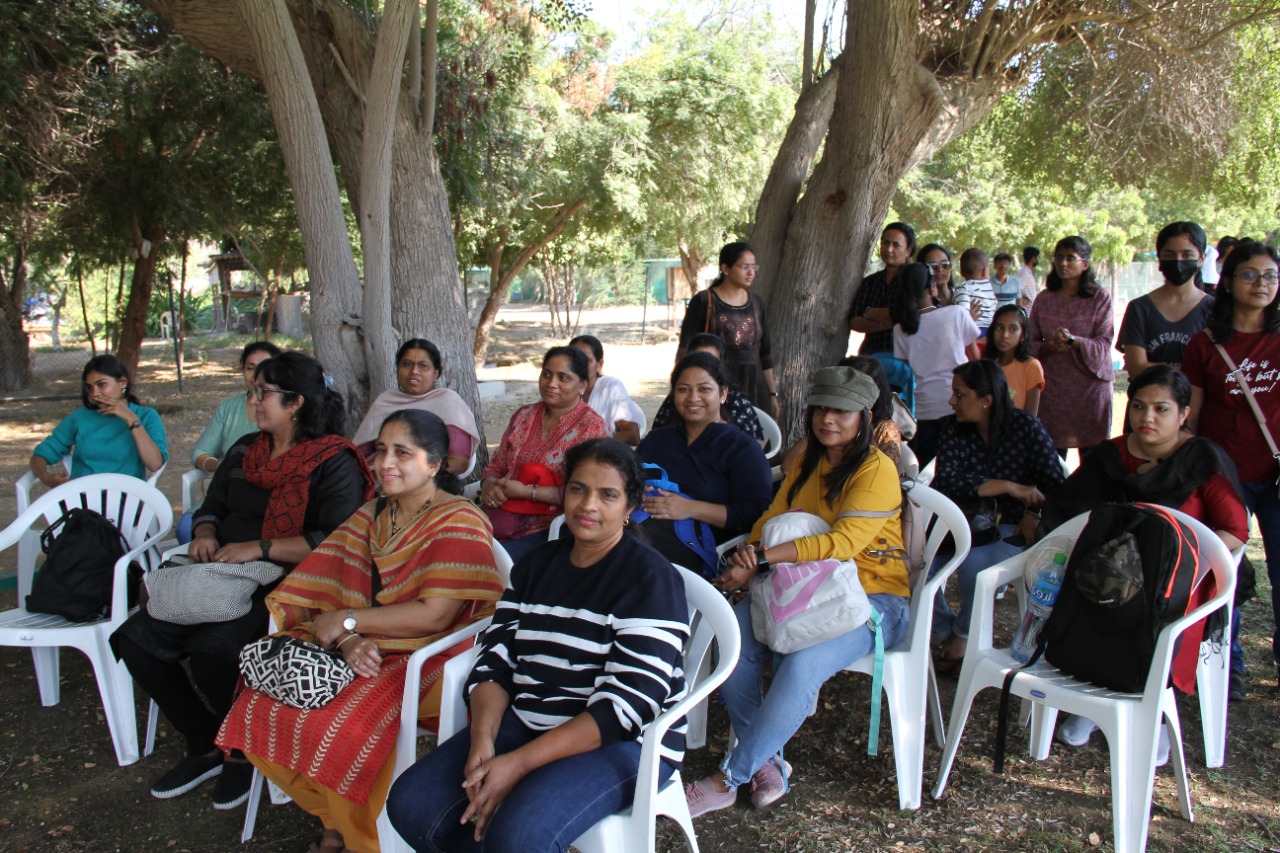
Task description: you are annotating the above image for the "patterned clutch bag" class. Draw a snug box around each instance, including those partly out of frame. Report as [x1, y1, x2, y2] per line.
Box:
[239, 635, 356, 710]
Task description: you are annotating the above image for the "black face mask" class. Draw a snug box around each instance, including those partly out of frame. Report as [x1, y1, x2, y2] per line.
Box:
[1159, 258, 1199, 286]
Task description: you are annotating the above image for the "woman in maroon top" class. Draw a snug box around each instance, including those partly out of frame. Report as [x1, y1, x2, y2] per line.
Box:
[1184, 240, 1280, 696]
[1039, 365, 1247, 747]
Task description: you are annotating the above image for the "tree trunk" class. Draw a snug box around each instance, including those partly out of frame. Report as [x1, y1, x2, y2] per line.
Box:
[75, 261, 97, 357]
[358, 0, 416, 399]
[0, 243, 31, 392]
[116, 226, 165, 373]
[677, 240, 704, 296]
[235, 0, 367, 420]
[756, 1, 998, 442]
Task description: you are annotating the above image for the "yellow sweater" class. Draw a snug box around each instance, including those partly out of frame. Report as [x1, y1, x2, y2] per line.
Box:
[750, 447, 909, 597]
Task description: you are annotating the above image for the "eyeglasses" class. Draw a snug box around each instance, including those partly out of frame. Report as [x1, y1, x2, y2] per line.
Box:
[734, 263, 760, 272]
[1053, 254, 1087, 264]
[1234, 269, 1280, 285]
[926, 261, 952, 271]
[251, 386, 296, 402]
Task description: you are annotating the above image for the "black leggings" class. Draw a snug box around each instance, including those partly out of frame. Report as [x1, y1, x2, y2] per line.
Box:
[115, 634, 239, 756]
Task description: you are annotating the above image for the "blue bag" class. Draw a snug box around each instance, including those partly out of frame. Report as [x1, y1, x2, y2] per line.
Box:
[630, 464, 720, 577]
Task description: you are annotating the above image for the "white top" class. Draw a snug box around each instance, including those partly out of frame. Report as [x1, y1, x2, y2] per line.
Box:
[894, 305, 980, 420]
[586, 374, 638, 429]
[952, 278, 999, 328]
[1201, 245, 1220, 285]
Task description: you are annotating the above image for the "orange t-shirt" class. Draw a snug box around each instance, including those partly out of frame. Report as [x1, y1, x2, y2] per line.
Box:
[998, 357, 1045, 411]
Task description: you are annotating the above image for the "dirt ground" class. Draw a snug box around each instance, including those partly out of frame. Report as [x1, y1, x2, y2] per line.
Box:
[2, 305, 1279, 852]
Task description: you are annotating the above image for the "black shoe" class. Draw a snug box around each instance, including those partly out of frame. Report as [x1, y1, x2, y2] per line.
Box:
[212, 759, 255, 810]
[151, 752, 223, 799]
[1229, 670, 1248, 703]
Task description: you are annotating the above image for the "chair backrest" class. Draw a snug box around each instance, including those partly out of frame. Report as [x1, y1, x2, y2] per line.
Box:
[898, 444, 919, 480]
[547, 514, 566, 541]
[900, 482, 970, 624]
[181, 468, 210, 514]
[3, 474, 173, 615]
[491, 540, 513, 588]
[753, 407, 783, 458]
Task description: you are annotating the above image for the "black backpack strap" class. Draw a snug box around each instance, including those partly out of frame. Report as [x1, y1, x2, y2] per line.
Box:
[993, 637, 1045, 774]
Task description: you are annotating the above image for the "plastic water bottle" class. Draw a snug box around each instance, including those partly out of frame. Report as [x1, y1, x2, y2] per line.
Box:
[1010, 553, 1067, 663]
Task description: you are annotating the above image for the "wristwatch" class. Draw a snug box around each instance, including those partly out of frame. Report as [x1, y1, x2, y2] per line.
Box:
[129, 419, 142, 430]
[342, 608, 358, 633]
[259, 539, 272, 561]
[755, 550, 771, 573]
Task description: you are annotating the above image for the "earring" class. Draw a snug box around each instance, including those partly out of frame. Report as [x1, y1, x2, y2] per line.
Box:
[624, 517, 631, 526]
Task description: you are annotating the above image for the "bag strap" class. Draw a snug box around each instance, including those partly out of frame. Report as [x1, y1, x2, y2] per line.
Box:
[836, 508, 909, 563]
[1211, 333, 1280, 460]
[993, 636, 1045, 773]
[865, 606, 886, 756]
[702, 289, 715, 334]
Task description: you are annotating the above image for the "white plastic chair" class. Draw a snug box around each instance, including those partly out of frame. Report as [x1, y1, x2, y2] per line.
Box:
[0, 475, 173, 766]
[631, 401, 649, 439]
[429, 564, 741, 853]
[459, 451, 478, 480]
[181, 469, 208, 515]
[933, 509, 1236, 853]
[830, 481, 970, 810]
[462, 480, 482, 501]
[1194, 545, 1244, 769]
[239, 541, 515, 848]
[753, 406, 783, 459]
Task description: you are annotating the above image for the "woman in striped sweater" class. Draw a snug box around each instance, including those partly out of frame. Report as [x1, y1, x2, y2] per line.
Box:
[388, 438, 690, 851]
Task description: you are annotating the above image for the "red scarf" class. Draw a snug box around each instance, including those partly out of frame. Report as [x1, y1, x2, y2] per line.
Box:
[243, 433, 373, 539]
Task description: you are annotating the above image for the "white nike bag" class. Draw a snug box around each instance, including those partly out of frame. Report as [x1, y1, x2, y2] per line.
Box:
[749, 512, 873, 654]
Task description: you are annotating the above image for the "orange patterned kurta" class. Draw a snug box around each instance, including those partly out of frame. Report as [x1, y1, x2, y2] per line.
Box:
[217, 494, 503, 805]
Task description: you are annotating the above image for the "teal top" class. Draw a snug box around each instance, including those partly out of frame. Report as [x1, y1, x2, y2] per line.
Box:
[33, 403, 168, 480]
[191, 392, 257, 466]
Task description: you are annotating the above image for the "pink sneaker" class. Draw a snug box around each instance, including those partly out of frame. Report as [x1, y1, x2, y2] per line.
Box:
[685, 775, 737, 818]
[749, 758, 792, 809]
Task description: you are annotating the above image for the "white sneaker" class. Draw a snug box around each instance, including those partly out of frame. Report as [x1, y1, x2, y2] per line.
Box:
[1155, 724, 1170, 768]
[1056, 714, 1097, 747]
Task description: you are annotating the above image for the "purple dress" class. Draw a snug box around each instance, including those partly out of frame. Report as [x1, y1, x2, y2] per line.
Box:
[1029, 288, 1114, 448]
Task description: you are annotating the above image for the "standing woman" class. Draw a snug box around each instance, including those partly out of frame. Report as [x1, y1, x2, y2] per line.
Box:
[1184, 241, 1280, 693]
[1029, 236, 1115, 457]
[1116, 221, 1214, 378]
[351, 338, 480, 475]
[30, 353, 168, 487]
[849, 222, 917, 355]
[892, 262, 979, 467]
[479, 346, 612, 562]
[918, 242, 957, 307]
[569, 334, 642, 446]
[678, 242, 780, 417]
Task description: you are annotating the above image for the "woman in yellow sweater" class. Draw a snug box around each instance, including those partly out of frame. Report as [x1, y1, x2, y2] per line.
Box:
[684, 366, 909, 817]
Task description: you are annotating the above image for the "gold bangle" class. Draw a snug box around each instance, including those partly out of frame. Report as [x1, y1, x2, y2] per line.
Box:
[334, 632, 360, 650]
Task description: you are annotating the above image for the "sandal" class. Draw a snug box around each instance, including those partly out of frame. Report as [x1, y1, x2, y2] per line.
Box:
[306, 829, 346, 853]
[932, 636, 967, 678]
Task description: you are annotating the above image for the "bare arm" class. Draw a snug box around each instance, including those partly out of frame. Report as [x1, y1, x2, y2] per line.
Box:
[1023, 387, 1042, 418]
[1122, 344, 1154, 379]
[312, 596, 467, 648]
[1187, 386, 1205, 433]
[29, 454, 68, 489]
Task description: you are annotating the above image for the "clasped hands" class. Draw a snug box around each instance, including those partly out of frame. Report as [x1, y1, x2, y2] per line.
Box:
[459, 741, 526, 841]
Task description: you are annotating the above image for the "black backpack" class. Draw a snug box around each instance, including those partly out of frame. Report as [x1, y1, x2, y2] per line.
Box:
[994, 503, 1205, 772]
[25, 508, 128, 622]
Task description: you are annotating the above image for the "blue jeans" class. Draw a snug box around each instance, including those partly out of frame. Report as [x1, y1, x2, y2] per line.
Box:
[387, 708, 674, 853]
[500, 529, 549, 565]
[930, 522, 1026, 641]
[719, 592, 910, 787]
[1240, 479, 1280, 667]
[176, 511, 194, 544]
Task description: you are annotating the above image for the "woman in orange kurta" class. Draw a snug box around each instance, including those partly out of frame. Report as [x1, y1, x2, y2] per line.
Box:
[218, 411, 504, 853]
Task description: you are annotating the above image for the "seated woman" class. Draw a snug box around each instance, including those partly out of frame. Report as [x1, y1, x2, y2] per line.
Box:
[479, 346, 611, 563]
[1037, 366, 1247, 750]
[177, 341, 281, 542]
[684, 366, 911, 816]
[351, 338, 480, 475]
[29, 353, 168, 487]
[930, 361, 1063, 672]
[652, 332, 765, 442]
[636, 352, 772, 576]
[386, 438, 690, 852]
[778, 355, 905, 475]
[570, 334, 642, 446]
[217, 410, 505, 853]
[111, 352, 374, 812]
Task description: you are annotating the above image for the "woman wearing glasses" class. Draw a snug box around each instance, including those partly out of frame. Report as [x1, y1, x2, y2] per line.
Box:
[351, 338, 479, 475]
[1028, 235, 1115, 457]
[918, 242, 957, 307]
[112, 352, 374, 812]
[1184, 241, 1280, 698]
[678, 241, 780, 416]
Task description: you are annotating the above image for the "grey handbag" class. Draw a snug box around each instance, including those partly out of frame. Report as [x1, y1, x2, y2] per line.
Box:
[144, 555, 284, 624]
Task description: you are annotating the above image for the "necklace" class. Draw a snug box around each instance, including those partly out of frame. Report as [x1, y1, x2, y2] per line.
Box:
[387, 491, 437, 537]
